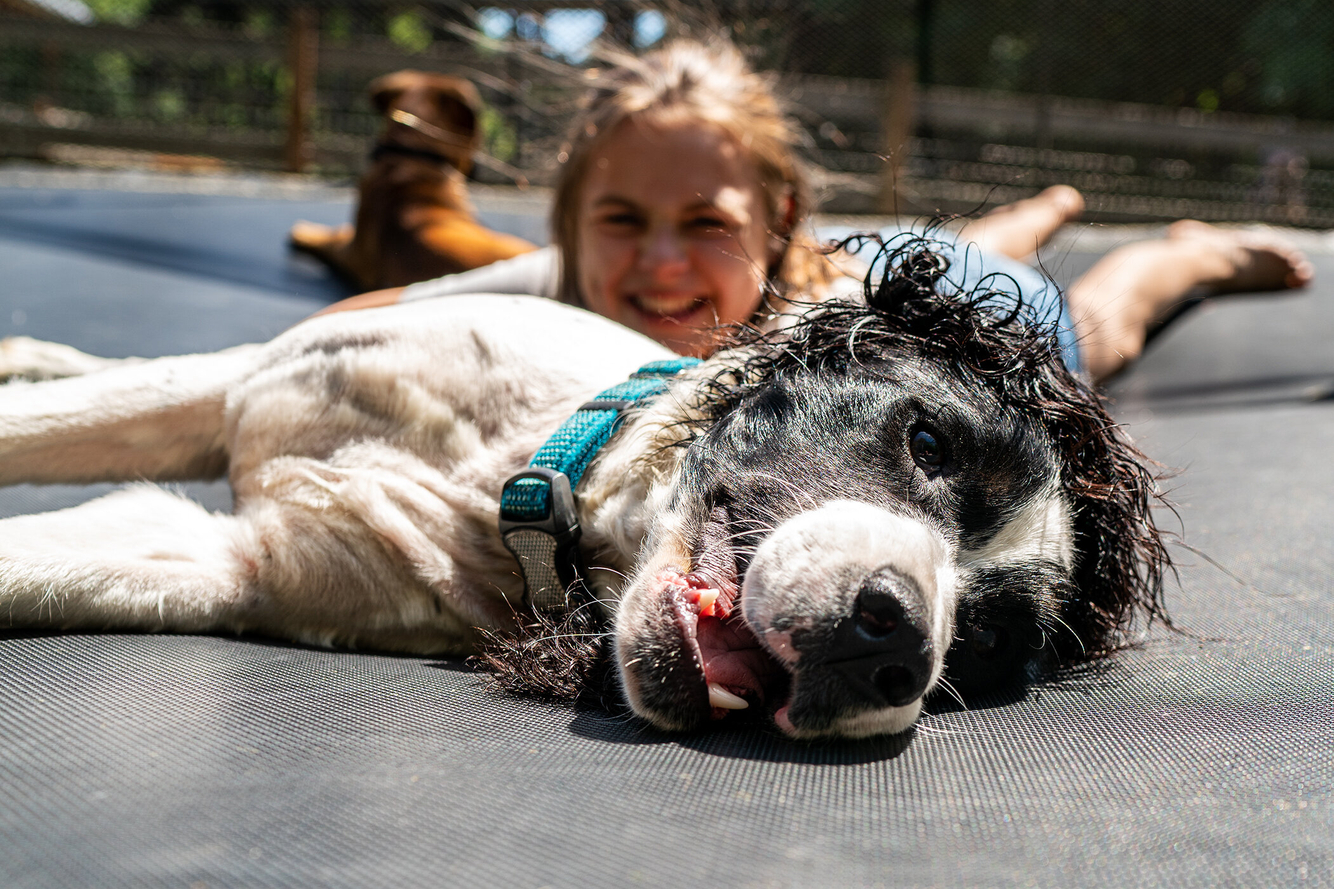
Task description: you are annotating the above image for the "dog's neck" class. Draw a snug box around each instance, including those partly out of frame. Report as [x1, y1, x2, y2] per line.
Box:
[572, 367, 715, 602]
[370, 141, 460, 169]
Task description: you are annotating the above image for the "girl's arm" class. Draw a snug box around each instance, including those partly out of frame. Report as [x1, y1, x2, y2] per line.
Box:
[310, 287, 406, 316]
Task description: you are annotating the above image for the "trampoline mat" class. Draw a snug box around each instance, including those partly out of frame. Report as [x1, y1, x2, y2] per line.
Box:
[0, 178, 1331, 887]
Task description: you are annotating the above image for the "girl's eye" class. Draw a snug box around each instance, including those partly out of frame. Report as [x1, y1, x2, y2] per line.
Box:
[687, 215, 729, 233]
[594, 210, 643, 231]
[909, 428, 946, 472]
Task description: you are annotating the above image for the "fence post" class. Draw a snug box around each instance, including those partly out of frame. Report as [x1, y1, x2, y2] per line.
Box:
[285, 6, 318, 173]
[877, 59, 916, 214]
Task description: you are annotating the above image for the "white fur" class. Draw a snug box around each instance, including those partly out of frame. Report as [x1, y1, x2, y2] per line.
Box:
[0, 296, 671, 654]
[0, 297, 1078, 740]
[740, 501, 958, 738]
[961, 483, 1073, 570]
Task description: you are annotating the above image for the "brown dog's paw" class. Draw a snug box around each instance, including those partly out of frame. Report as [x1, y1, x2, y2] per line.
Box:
[289, 220, 353, 252]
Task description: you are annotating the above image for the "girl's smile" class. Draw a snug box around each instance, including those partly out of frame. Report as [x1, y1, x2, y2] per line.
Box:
[575, 117, 779, 355]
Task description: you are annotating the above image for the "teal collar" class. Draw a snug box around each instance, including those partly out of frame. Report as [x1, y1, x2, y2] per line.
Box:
[498, 357, 701, 611]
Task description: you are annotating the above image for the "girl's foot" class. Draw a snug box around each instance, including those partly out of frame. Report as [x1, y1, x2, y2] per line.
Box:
[1069, 221, 1315, 383]
[1165, 220, 1314, 292]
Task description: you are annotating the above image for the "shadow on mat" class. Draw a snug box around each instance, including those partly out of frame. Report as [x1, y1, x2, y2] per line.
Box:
[566, 705, 917, 763]
[560, 657, 1141, 763]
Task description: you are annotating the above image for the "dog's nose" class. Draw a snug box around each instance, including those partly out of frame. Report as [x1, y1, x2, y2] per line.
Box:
[827, 567, 934, 707]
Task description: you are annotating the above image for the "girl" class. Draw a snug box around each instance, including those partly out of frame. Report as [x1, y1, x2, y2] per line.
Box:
[323, 39, 1312, 382]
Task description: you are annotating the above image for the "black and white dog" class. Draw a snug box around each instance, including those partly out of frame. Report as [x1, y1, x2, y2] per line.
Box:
[0, 245, 1167, 739]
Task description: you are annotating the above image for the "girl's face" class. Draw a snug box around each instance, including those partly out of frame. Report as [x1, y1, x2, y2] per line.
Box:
[575, 117, 779, 356]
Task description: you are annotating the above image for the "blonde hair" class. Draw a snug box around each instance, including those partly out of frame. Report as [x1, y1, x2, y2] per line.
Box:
[550, 38, 834, 314]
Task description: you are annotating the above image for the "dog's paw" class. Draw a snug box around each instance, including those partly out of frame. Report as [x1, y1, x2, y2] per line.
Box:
[289, 220, 351, 252]
[0, 336, 123, 382]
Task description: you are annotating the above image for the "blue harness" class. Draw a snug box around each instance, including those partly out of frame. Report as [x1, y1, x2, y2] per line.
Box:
[498, 357, 701, 612]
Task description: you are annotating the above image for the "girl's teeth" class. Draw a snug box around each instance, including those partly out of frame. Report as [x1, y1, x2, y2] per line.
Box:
[633, 295, 702, 316]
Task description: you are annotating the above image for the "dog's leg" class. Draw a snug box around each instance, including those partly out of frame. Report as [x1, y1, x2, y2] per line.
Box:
[0, 480, 491, 653]
[0, 345, 257, 486]
[0, 336, 139, 382]
[289, 221, 370, 289]
[0, 485, 255, 634]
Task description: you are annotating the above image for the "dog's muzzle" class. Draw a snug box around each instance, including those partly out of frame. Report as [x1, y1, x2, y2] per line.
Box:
[618, 500, 957, 739]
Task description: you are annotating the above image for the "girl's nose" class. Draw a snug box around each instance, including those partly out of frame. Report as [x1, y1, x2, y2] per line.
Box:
[638, 225, 690, 280]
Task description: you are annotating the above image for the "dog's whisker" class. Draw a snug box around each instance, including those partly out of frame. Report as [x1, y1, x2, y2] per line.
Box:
[1046, 614, 1086, 657]
[1, 222, 1169, 742]
[934, 676, 968, 710]
[745, 471, 820, 511]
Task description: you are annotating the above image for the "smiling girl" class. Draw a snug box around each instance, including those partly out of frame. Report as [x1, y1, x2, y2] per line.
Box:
[327, 38, 1311, 381]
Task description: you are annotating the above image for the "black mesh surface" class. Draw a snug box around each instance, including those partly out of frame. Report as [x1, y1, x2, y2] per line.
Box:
[0, 178, 1330, 887]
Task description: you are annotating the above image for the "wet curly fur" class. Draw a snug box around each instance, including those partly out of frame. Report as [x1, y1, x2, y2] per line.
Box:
[478, 235, 1171, 706]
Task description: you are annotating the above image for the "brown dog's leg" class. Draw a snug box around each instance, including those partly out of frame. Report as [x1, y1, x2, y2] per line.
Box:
[289, 220, 373, 290]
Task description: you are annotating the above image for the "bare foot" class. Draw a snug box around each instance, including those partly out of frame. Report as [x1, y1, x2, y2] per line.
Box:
[1165, 220, 1314, 292]
[1069, 221, 1316, 383]
[957, 185, 1086, 260]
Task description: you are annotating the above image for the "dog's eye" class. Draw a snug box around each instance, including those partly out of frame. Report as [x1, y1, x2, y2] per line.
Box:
[909, 428, 945, 472]
[967, 623, 1009, 660]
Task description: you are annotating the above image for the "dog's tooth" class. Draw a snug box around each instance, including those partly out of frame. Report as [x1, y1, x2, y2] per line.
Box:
[697, 589, 719, 616]
[708, 683, 749, 710]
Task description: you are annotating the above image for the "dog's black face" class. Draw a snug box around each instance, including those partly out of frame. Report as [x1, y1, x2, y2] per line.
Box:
[615, 356, 1075, 737]
[483, 242, 1168, 740]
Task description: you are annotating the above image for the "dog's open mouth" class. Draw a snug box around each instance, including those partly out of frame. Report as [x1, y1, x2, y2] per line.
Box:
[662, 507, 790, 724]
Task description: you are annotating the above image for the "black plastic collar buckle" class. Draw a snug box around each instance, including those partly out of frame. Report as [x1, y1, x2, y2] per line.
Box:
[498, 467, 587, 613]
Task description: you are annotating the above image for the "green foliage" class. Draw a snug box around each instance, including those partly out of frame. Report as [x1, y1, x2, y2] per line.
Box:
[325, 8, 353, 43]
[92, 51, 134, 116]
[152, 87, 185, 121]
[925, 0, 1273, 115]
[243, 8, 273, 38]
[1245, 0, 1334, 118]
[388, 11, 432, 54]
[478, 106, 517, 163]
[83, 0, 152, 25]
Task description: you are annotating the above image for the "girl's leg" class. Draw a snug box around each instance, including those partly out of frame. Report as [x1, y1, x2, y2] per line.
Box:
[956, 185, 1086, 260]
[1066, 222, 1314, 382]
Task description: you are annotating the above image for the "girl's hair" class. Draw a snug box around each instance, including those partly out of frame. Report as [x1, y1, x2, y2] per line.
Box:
[550, 38, 835, 313]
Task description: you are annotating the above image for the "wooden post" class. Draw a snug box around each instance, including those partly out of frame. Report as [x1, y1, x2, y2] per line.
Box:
[284, 6, 318, 173]
[877, 59, 916, 214]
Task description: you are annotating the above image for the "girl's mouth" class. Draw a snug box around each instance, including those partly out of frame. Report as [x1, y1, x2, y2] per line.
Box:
[627, 293, 712, 324]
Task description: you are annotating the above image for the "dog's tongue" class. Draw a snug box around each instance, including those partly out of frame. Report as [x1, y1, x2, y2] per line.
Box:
[696, 614, 778, 709]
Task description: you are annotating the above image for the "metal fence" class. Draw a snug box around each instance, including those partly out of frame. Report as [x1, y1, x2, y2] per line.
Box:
[3, 0, 1333, 226]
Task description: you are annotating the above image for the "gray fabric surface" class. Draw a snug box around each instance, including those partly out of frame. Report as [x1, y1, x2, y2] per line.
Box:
[0, 183, 1330, 887]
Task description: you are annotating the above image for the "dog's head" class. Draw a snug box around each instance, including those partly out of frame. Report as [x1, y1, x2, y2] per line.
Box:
[614, 241, 1169, 739]
[485, 241, 1169, 740]
[369, 70, 482, 171]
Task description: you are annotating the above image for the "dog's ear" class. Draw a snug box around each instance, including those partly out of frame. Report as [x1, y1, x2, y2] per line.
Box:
[432, 88, 479, 141]
[368, 71, 415, 115]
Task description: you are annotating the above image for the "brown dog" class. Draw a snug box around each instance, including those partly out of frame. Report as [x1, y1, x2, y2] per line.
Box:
[290, 70, 537, 290]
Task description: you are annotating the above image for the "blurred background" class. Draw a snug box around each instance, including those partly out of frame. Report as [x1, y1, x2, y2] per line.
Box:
[2, 0, 1332, 226]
